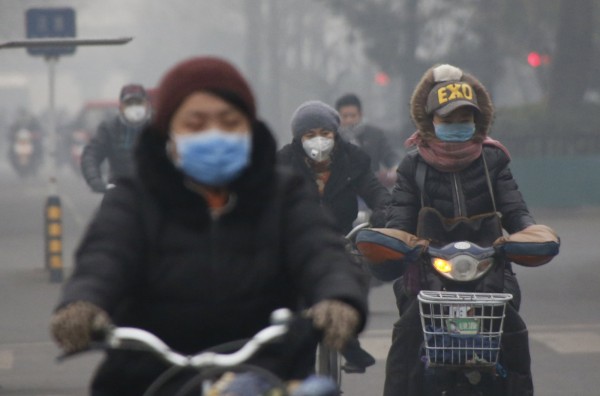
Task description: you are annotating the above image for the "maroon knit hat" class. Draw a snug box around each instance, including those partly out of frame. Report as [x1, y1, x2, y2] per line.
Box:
[153, 56, 256, 133]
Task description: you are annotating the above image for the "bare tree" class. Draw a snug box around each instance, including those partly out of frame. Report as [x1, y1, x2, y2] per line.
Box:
[548, 0, 595, 112]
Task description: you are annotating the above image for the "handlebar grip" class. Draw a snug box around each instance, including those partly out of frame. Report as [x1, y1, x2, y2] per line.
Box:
[90, 324, 113, 342]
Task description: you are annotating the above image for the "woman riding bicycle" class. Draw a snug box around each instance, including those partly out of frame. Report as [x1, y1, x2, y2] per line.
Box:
[278, 100, 391, 373]
[50, 57, 368, 395]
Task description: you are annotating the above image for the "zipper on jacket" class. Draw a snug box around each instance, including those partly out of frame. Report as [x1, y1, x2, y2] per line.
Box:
[206, 194, 237, 286]
[209, 216, 220, 272]
[451, 173, 466, 217]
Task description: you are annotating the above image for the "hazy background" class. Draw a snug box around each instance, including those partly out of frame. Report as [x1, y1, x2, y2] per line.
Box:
[0, 3, 598, 395]
[1, 0, 600, 205]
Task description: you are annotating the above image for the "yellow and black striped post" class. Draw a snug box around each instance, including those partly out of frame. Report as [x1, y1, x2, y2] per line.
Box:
[45, 195, 63, 283]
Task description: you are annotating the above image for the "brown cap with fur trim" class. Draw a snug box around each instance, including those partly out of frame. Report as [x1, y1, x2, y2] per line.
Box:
[153, 56, 256, 133]
[410, 64, 493, 142]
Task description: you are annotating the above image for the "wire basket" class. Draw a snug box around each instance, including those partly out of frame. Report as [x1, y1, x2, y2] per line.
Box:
[418, 290, 512, 368]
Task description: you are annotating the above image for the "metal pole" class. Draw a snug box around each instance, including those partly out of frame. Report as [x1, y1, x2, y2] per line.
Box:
[0, 36, 132, 284]
[45, 55, 63, 283]
[46, 55, 58, 194]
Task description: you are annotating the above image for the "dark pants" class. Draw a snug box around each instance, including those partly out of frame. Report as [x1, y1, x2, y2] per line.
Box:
[383, 270, 533, 396]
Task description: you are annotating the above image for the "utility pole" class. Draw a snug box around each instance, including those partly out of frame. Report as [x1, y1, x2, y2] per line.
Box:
[1, 6, 132, 283]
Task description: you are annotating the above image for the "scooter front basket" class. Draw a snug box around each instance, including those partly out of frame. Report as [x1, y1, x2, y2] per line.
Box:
[417, 290, 512, 368]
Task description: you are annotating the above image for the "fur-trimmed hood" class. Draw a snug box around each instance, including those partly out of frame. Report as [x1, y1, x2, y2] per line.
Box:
[410, 64, 494, 142]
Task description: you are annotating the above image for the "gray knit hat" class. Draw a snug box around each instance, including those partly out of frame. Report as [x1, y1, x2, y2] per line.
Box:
[290, 100, 340, 139]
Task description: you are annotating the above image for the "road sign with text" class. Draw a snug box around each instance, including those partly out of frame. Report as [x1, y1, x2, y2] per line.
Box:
[26, 7, 76, 57]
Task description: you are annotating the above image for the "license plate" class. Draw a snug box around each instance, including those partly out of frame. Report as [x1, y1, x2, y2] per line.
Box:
[446, 318, 480, 335]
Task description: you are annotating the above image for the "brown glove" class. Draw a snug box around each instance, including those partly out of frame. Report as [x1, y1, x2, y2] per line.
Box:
[49, 301, 111, 354]
[307, 299, 361, 351]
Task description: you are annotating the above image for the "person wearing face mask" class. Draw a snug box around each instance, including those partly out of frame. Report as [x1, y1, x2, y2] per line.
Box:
[49, 57, 368, 395]
[380, 64, 555, 395]
[278, 100, 390, 236]
[80, 84, 152, 193]
[277, 101, 390, 373]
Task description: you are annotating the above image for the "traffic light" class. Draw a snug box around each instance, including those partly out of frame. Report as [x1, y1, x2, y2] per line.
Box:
[375, 71, 390, 86]
[527, 51, 551, 68]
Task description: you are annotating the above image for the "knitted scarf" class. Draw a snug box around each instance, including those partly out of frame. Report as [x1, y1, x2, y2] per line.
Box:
[405, 132, 510, 173]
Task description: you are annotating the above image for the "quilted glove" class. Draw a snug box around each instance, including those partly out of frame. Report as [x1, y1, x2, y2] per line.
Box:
[307, 299, 360, 351]
[50, 301, 111, 354]
[493, 224, 560, 267]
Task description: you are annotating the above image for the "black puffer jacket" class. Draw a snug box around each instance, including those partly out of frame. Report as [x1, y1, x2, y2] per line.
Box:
[387, 146, 535, 234]
[387, 64, 535, 235]
[278, 137, 390, 235]
[80, 116, 145, 192]
[58, 122, 368, 394]
[352, 123, 399, 172]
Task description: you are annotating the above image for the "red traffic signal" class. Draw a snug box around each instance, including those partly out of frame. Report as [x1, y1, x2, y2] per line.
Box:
[527, 52, 551, 68]
[375, 72, 390, 86]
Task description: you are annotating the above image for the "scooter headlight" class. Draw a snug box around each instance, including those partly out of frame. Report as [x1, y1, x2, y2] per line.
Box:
[433, 258, 452, 273]
[452, 256, 479, 281]
[431, 255, 494, 282]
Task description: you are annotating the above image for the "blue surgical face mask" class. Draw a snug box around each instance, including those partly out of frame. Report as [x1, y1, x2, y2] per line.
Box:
[172, 129, 252, 186]
[434, 122, 476, 142]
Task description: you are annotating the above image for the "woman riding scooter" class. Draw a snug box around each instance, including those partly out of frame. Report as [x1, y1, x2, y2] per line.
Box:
[381, 64, 559, 396]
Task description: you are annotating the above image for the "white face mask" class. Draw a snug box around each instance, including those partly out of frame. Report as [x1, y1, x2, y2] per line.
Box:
[123, 105, 148, 123]
[302, 136, 334, 162]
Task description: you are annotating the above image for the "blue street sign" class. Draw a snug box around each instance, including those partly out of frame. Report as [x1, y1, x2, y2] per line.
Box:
[26, 8, 76, 57]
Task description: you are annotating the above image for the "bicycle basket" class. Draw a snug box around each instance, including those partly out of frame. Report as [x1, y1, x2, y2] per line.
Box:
[417, 290, 512, 367]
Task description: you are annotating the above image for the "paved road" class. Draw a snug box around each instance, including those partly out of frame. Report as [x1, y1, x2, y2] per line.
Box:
[0, 161, 599, 395]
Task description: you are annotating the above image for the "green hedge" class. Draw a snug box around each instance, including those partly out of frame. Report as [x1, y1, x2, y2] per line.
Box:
[493, 103, 600, 157]
[511, 156, 600, 207]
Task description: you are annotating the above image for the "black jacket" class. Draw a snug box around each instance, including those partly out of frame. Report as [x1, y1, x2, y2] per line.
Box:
[80, 116, 145, 192]
[353, 124, 399, 172]
[58, 122, 368, 394]
[277, 138, 390, 235]
[386, 147, 535, 234]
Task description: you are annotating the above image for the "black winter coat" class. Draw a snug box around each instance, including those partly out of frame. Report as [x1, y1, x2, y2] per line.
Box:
[80, 116, 145, 192]
[386, 146, 535, 234]
[277, 138, 390, 235]
[58, 122, 368, 395]
[353, 123, 399, 172]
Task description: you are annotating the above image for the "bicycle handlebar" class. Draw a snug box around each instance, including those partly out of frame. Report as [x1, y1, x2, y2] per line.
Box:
[59, 308, 294, 369]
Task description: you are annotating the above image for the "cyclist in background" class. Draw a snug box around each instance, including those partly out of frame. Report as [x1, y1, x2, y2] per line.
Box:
[278, 100, 389, 373]
[80, 84, 151, 193]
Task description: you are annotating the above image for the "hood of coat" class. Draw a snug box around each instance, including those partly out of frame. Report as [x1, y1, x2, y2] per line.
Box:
[410, 66, 494, 143]
[135, 120, 277, 222]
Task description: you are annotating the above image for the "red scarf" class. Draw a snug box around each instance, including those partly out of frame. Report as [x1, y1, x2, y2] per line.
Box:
[405, 132, 510, 173]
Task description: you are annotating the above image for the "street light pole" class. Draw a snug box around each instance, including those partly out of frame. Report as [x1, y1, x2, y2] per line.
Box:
[46, 55, 58, 195]
[0, 36, 133, 283]
[45, 55, 62, 282]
